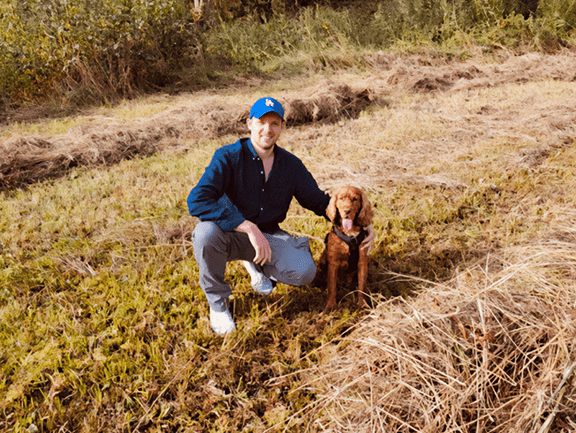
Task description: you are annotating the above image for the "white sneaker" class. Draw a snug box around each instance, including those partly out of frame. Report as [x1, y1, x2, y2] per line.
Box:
[210, 308, 236, 335]
[242, 261, 275, 295]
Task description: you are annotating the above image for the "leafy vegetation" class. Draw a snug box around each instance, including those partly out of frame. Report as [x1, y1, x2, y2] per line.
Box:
[0, 0, 206, 107]
[1, 0, 575, 112]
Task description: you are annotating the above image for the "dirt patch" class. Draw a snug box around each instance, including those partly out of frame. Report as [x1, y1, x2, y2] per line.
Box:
[1, 124, 159, 188]
[373, 51, 576, 95]
[284, 81, 375, 125]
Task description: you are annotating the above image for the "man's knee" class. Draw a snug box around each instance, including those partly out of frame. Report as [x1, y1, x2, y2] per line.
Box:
[285, 258, 317, 286]
[298, 264, 317, 285]
[193, 221, 224, 250]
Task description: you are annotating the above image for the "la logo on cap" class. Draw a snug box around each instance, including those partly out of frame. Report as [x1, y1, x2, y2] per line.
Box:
[265, 99, 274, 107]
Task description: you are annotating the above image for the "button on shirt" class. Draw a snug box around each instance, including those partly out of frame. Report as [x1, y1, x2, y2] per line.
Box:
[187, 138, 330, 233]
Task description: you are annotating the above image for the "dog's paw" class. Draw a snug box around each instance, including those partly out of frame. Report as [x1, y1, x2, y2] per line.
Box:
[357, 299, 370, 309]
[323, 301, 337, 313]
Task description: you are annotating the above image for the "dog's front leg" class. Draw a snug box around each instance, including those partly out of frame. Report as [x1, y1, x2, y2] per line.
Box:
[324, 261, 340, 312]
[357, 248, 370, 308]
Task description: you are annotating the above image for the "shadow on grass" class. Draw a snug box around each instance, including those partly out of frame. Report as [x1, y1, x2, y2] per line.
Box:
[368, 241, 490, 301]
[301, 240, 491, 314]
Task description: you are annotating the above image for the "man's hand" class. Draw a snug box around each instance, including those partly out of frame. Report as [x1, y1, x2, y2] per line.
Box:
[361, 224, 375, 253]
[235, 220, 272, 265]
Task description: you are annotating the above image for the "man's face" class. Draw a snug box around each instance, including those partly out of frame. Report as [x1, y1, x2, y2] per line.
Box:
[247, 112, 283, 152]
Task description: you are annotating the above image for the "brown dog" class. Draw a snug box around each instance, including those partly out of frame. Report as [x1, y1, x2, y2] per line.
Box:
[319, 185, 374, 312]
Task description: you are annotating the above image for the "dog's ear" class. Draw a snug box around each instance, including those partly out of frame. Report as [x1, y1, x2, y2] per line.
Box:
[357, 190, 374, 227]
[326, 192, 338, 223]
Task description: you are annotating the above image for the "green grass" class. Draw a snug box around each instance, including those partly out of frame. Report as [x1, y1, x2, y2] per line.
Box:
[2, 75, 576, 431]
[0, 138, 358, 431]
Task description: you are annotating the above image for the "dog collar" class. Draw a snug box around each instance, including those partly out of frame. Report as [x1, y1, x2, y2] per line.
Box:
[332, 226, 368, 247]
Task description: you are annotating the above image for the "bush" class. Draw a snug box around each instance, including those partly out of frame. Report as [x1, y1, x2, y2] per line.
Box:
[0, 0, 205, 106]
[2, 0, 576, 110]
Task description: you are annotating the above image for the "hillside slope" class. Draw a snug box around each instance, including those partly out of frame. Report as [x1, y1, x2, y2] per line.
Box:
[2, 52, 575, 190]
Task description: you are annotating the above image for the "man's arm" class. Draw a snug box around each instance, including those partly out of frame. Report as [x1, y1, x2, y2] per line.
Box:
[235, 220, 271, 265]
[292, 159, 331, 219]
[187, 147, 245, 231]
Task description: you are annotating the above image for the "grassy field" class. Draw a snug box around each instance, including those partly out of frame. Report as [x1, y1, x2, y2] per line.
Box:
[1, 51, 576, 431]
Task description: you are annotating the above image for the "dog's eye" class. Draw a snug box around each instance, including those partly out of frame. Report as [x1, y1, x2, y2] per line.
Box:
[352, 197, 358, 202]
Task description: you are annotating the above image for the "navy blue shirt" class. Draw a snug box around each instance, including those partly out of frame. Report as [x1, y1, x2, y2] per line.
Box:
[187, 138, 330, 233]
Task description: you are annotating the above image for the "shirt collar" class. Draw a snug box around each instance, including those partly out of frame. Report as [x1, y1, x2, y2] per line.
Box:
[247, 138, 276, 160]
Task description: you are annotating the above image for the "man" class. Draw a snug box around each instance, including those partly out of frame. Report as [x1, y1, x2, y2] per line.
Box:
[188, 97, 372, 335]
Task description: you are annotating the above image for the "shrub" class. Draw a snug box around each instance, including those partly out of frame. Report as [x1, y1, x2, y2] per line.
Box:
[537, 0, 576, 36]
[0, 0, 205, 106]
[2, 0, 576, 110]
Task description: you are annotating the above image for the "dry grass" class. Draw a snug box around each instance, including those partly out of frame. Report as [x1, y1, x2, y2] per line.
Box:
[3, 52, 575, 190]
[292, 230, 576, 432]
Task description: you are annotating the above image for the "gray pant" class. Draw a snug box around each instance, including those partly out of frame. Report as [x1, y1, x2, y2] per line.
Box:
[192, 221, 317, 312]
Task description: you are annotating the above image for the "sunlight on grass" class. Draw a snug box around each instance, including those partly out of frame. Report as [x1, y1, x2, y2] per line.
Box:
[0, 132, 355, 431]
[1, 117, 92, 139]
[2, 72, 576, 431]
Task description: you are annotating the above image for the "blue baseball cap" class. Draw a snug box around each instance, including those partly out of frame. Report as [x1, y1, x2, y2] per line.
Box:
[249, 97, 285, 121]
